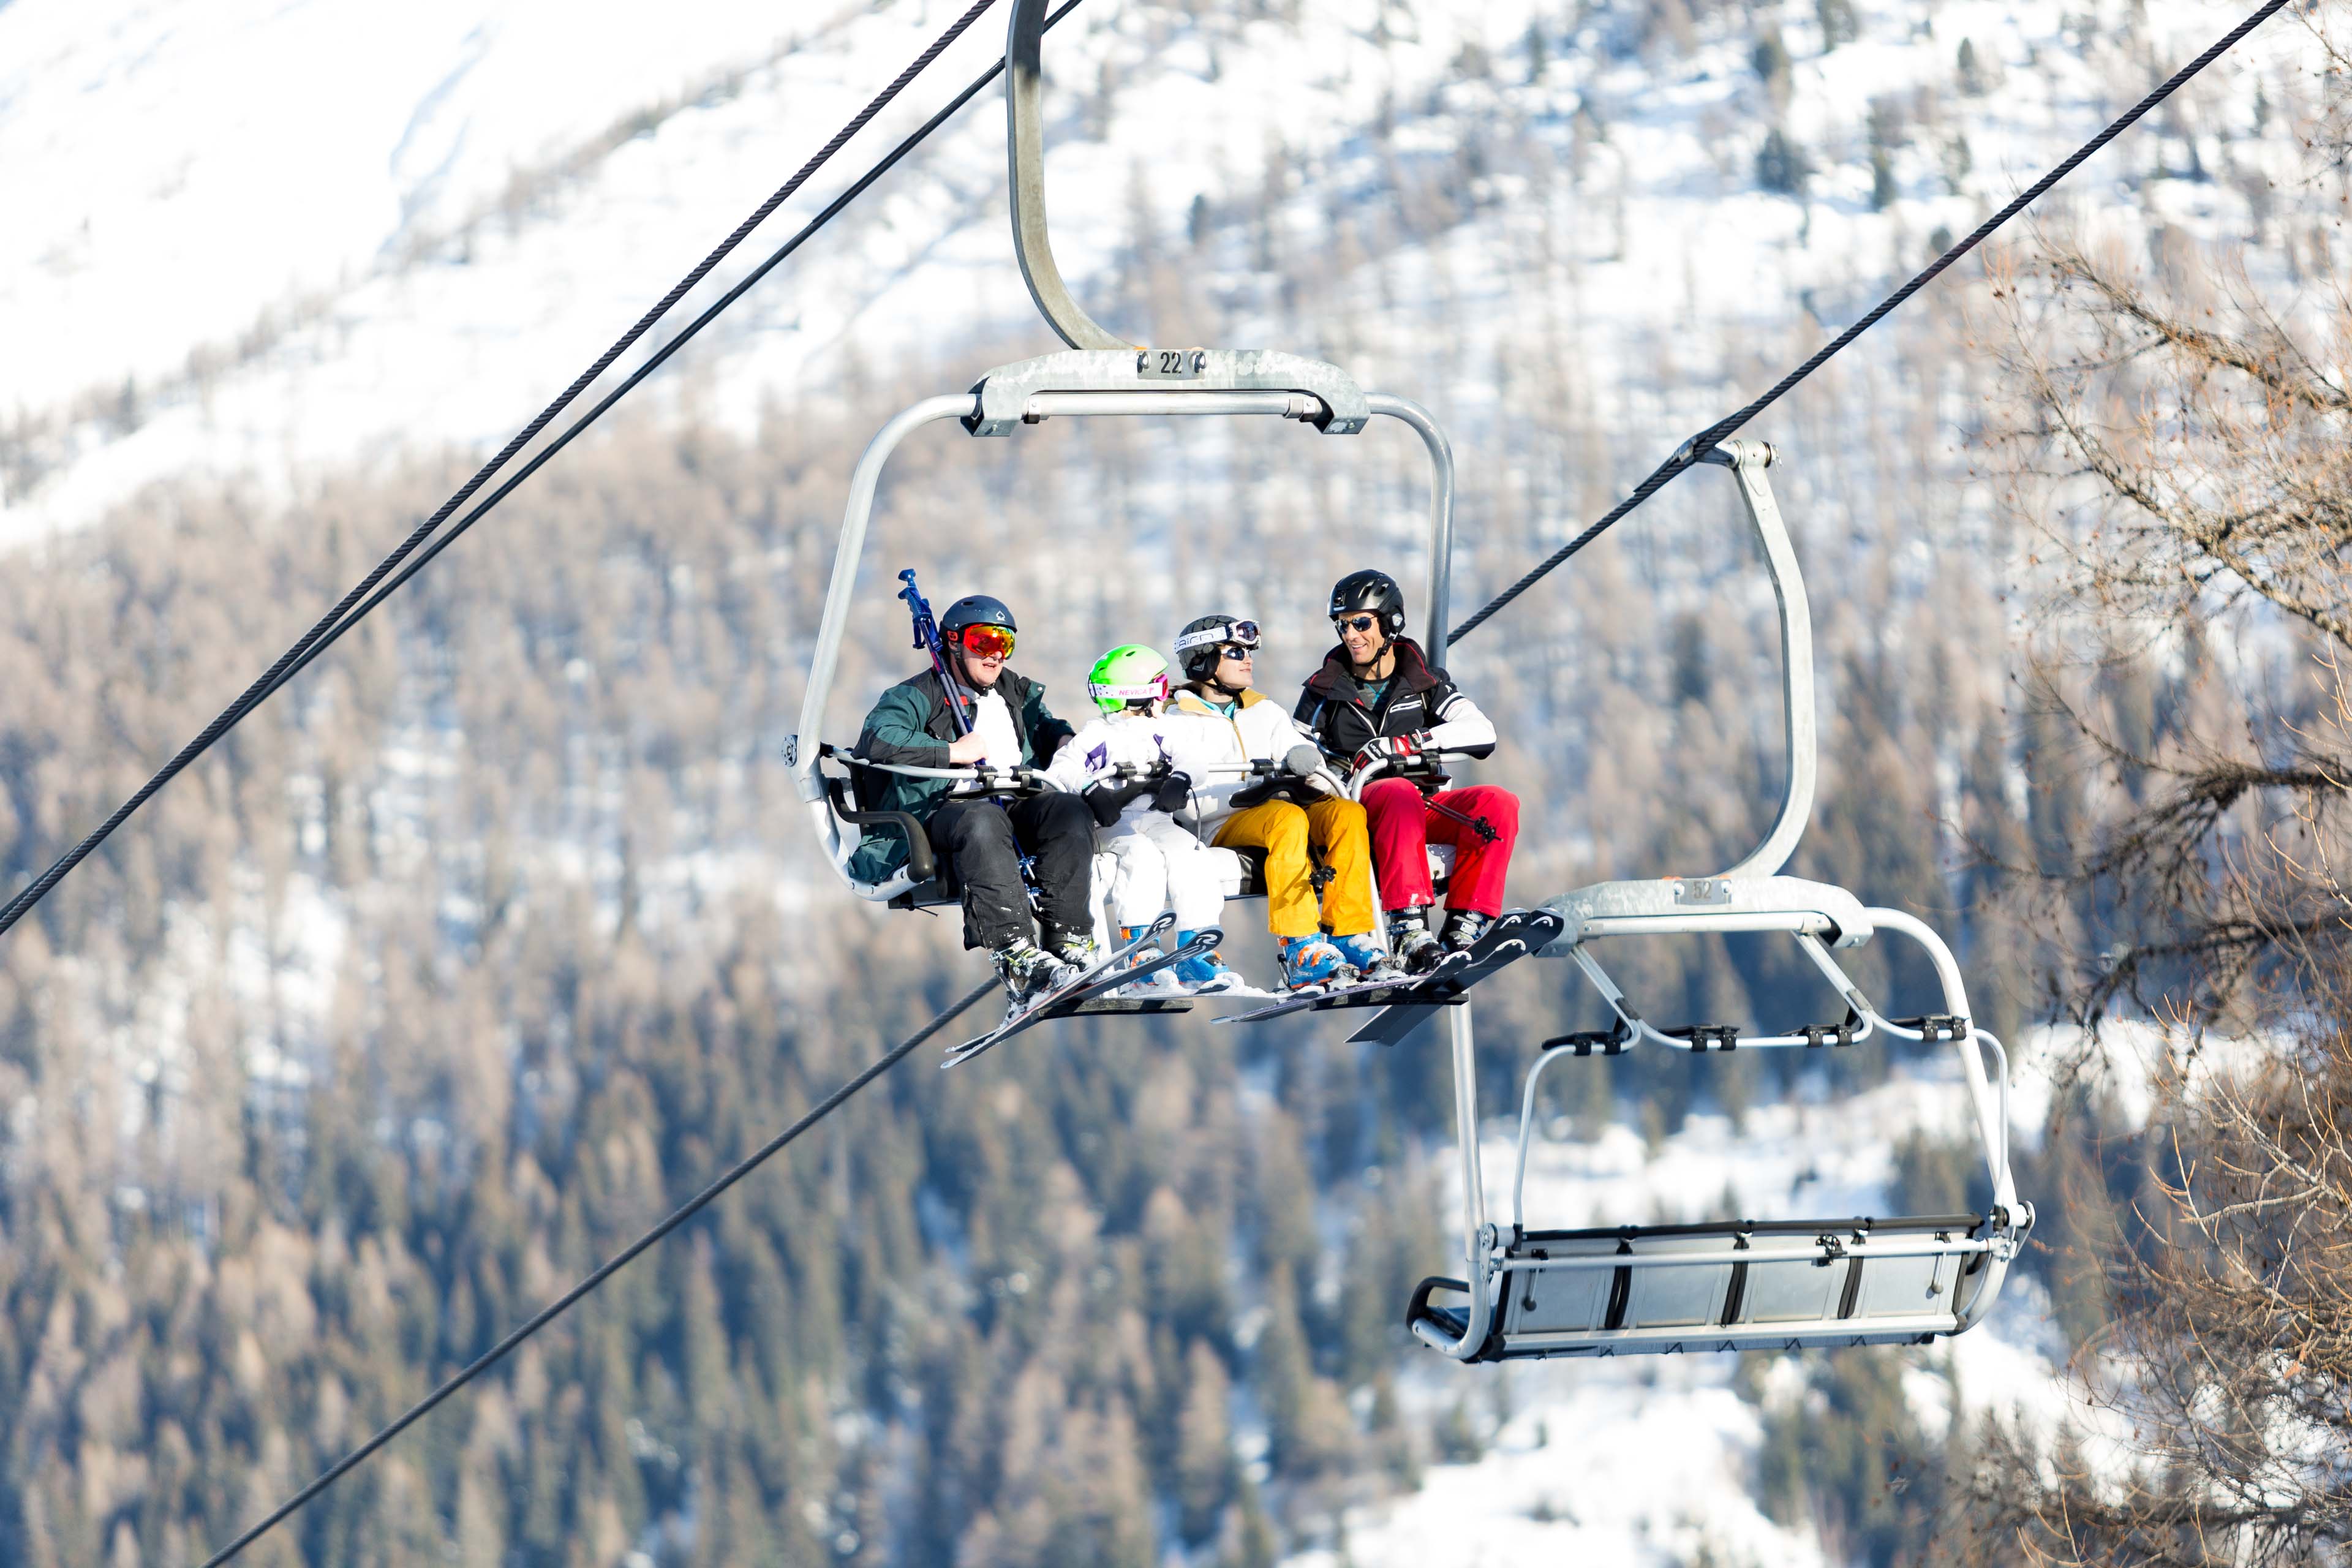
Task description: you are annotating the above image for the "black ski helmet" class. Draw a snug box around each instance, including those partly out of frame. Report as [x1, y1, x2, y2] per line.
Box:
[1329, 570, 1406, 638]
[1174, 612, 1259, 682]
[939, 595, 1016, 636]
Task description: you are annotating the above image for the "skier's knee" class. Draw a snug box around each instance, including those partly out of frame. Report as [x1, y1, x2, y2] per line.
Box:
[1262, 802, 1310, 850]
[1476, 788, 1521, 830]
[944, 803, 1015, 851]
[1319, 799, 1368, 839]
[1037, 792, 1095, 836]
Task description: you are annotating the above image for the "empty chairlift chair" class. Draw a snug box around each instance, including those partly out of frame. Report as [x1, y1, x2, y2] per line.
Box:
[1406, 442, 2034, 1360]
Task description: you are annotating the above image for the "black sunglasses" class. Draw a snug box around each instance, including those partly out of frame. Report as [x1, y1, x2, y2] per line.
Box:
[1333, 614, 1379, 633]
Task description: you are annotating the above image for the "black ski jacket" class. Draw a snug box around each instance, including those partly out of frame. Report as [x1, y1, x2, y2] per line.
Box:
[1292, 637, 1496, 772]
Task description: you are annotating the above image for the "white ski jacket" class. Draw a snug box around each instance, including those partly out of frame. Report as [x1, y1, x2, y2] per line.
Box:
[1043, 709, 1239, 827]
[1169, 684, 1339, 832]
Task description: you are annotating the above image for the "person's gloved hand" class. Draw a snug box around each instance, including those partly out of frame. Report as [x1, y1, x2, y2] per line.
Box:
[1351, 733, 1422, 775]
[1152, 771, 1194, 815]
[1083, 777, 1157, 827]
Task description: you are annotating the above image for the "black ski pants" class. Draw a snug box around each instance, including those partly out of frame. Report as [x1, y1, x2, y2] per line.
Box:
[925, 792, 1096, 951]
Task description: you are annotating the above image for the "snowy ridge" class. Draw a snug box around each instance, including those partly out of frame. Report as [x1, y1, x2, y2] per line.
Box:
[0, 0, 2309, 541]
[0, 0, 2314, 1558]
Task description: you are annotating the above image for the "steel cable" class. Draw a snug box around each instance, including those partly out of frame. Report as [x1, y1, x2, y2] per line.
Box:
[183, 0, 1084, 752]
[0, 0, 1007, 935]
[1446, 0, 2290, 647]
[197, 979, 996, 1567]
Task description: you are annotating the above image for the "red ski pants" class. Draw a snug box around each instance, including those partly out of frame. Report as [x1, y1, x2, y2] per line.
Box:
[1362, 778, 1520, 918]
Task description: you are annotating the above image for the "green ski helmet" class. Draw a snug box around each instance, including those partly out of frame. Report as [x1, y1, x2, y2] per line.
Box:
[1087, 644, 1171, 715]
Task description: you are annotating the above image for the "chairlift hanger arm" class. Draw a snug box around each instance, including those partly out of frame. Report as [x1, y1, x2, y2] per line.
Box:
[1006, 0, 1137, 350]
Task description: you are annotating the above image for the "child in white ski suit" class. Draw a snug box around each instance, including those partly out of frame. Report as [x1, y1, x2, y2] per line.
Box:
[1044, 707, 1232, 934]
[1047, 643, 1250, 992]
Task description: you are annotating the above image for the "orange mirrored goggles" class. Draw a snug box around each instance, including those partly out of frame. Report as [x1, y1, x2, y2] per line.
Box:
[954, 624, 1016, 659]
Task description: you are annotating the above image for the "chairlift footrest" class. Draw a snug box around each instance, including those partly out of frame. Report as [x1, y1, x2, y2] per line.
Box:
[1893, 1014, 1970, 1042]
[1790, 1020, 1858, 1047]
[1665, 1023, 1740, 1052]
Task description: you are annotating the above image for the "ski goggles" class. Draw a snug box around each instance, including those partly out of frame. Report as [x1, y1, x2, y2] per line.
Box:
[953, 624, 1016, 659]
[1174, 619, 1259, 654]
[1091, 673, 1170, 706]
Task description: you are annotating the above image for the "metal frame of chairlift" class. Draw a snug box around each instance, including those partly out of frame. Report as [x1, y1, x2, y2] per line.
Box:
[786, 0, 1458, 911]
[786, 0, 2032, 1362]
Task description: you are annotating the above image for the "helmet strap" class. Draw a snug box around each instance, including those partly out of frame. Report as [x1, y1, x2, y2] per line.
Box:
[949, 643, 996, 692]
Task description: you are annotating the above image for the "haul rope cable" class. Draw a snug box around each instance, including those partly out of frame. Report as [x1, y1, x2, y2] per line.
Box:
[211, 0, 1082, 749]
[0, 0, 1031, 935]
[196, 981, 996, 1568]
[172, 4, 1090, 1552]
[29, 0, 2290, 1551]
[1445, 0, 2291, 647]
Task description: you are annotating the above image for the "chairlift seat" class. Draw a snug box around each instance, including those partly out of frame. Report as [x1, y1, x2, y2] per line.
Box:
[1409, 1208, 2029, 1359]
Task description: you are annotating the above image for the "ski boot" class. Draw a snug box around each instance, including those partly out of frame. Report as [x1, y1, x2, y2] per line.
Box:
[1170, 932, 1245, 995]
[1386, 910, 1447, 976]
[990, 937, 1077, 1014]
[1438, 910, 1493, 957]
[1330, 931, 1406, 984]
[1044, 924, 1102, 973]
[1114, 924, 1181, 998]
[1276, 932, 1353, 992]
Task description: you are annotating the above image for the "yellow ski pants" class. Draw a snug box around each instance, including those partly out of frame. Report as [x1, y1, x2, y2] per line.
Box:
[1212, 797, 1377, 939]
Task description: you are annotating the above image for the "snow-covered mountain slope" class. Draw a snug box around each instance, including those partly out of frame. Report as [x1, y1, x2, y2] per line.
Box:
[0, 0, 2310, 543]
[0, 0, 2315, 1559]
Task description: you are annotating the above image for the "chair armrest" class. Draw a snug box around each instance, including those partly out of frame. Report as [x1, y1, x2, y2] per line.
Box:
[824, 775, 937, 883]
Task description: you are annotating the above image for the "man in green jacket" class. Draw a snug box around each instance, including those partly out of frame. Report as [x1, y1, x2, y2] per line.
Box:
[850, 594, 1093, 1008]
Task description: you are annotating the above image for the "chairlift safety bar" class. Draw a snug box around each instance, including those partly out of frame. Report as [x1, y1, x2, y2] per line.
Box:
[790, 351, 1457, 902]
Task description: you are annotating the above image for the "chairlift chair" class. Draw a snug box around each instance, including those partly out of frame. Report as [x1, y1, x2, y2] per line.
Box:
[1405, 441, 2034, 1361]
[783, 0, 1461, 993]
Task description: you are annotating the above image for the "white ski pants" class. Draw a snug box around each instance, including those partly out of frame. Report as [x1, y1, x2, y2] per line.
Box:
[1104, 813, 1224, 932]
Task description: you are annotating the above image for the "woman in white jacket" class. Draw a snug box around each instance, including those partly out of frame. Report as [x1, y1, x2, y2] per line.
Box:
[1169, 614, 1401, 987]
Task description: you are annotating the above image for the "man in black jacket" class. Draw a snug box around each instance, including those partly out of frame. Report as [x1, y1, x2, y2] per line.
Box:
[1294, 570, 1521, 973]
[850, 594, 1095, 1008]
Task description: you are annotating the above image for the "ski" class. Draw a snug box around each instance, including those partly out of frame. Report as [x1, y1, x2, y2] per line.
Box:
[943, 914, 1214, 1068]
[1215, 948, 1472, 1026]
[1344, 909, 1565, 1046]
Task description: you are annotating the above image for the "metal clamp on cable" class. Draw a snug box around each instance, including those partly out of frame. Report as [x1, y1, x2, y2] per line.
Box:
[1790, 1014, 1860, 1047]
[1543, 1019, 1632, 1057]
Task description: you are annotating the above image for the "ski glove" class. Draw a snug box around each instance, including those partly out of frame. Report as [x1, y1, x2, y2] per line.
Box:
[1151, 771, 1194, 816]
[1351, 733, 1422, 775]
[1082, 777, 1156, 826]
[1081, 767, 1191, 825]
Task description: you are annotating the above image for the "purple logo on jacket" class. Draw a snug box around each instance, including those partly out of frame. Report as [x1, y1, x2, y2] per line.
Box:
[1086, 742, 1109, 771]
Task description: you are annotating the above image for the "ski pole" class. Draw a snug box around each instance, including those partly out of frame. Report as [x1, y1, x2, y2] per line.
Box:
[1425, 794, 1501, 845]
[897, 568, 972, 736]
